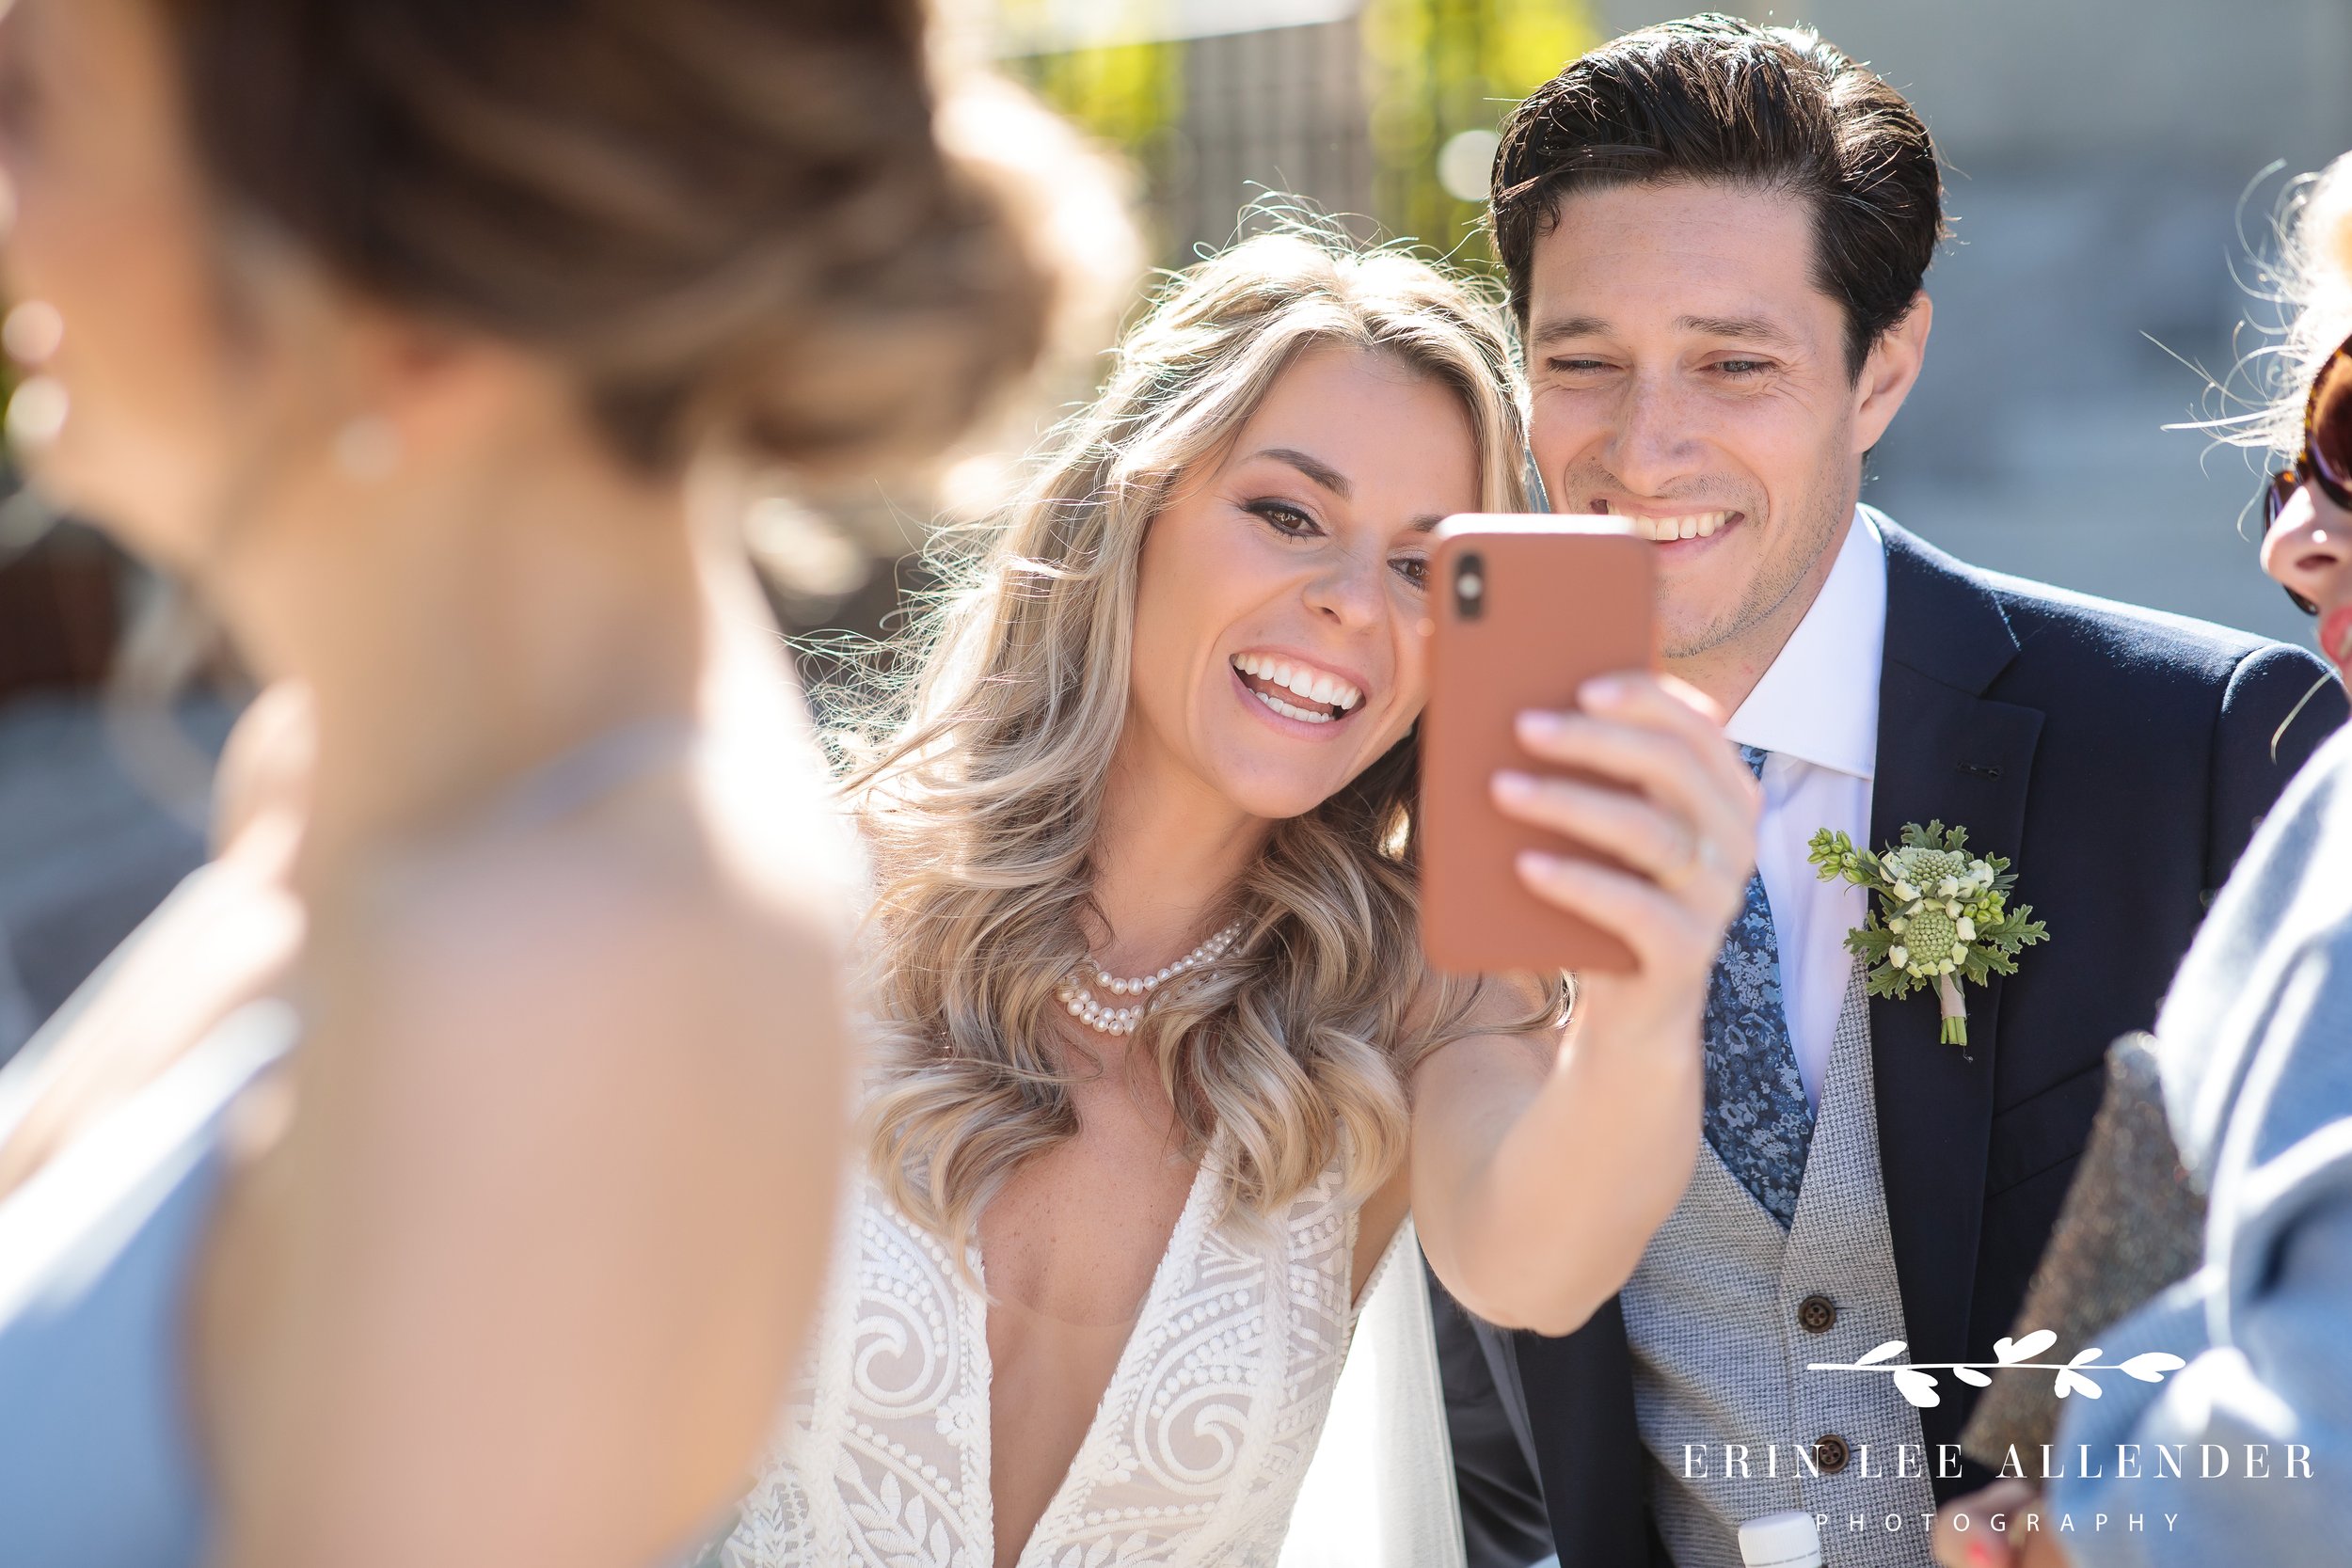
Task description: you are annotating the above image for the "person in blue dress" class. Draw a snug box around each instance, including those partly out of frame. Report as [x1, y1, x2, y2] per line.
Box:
[0, 2, 1122, 1565]
[1933, 150, 2352, 1568]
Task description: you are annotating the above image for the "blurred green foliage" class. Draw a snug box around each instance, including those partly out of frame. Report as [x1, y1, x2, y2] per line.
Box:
[1364, 0, 1595, 262]
[1001, 0, 1597, 271]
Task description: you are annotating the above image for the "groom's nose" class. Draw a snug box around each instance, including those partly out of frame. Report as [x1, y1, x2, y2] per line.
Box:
[1598, 372, 1706, 498]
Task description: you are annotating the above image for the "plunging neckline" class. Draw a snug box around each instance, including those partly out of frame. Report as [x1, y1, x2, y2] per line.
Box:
[965, 1153, 1219, 1568]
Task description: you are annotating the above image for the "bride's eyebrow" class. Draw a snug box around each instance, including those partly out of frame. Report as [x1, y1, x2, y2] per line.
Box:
[1252, 447, 1352, 499]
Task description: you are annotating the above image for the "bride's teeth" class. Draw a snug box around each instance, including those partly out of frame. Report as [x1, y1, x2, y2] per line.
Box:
[1232, 653, 1364, 715]
[1253, 688, 1333, 724]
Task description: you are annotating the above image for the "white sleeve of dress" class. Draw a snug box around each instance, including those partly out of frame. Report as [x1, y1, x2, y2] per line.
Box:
[1279, 1217, 1468, 1568]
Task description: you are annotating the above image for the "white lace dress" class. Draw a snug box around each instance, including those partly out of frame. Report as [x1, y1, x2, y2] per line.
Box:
[720, 1152, 1363, 1568]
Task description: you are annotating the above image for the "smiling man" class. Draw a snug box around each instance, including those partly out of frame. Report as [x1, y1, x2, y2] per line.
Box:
[1429, 16, 2346, 1568]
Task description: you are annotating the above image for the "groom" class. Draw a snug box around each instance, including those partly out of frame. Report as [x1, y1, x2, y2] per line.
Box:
[1433, 15, 2345, 1568]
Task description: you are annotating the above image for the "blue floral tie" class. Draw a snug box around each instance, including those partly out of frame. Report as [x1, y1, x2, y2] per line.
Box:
[1701, 745, 1816, 1227]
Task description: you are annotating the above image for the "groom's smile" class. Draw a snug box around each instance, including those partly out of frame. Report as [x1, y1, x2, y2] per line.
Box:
[1588, 497, 1746, 551]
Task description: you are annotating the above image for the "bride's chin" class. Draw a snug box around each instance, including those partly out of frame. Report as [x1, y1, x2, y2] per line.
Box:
[1206, 766, 1344, 825]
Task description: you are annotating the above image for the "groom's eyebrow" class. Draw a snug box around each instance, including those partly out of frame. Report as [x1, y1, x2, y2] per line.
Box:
[1530, 315, 1612, 347]
[1677, 313, 1797, 347]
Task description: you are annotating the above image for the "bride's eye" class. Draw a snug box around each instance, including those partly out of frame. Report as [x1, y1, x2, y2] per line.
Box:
[1245, 499, 1321, 537]
[1390, 553, 1429, 590]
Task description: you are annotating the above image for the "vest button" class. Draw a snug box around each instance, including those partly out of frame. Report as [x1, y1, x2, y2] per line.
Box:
[1797, 1293, 1837, 1334]
[1814, 1433, 1851, 1474]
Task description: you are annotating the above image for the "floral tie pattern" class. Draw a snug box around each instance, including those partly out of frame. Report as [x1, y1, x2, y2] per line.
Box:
[1701, 745, 1816, 1227]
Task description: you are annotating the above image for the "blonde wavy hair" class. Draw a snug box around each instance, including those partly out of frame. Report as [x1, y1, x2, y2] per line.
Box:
[2268, 153, 2352, 455]
[847, 228, 1557, 1248]
[2204, 155, 2352, 464]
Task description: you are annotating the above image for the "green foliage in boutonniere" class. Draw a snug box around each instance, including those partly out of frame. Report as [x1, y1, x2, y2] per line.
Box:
[1805, 820, 2049, 1045]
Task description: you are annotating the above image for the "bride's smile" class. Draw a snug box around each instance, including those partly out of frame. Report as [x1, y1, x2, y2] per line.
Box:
[1229, 649, 1368, 728]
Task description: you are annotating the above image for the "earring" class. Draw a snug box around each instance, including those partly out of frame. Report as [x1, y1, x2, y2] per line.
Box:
[332, 414, 402, 481]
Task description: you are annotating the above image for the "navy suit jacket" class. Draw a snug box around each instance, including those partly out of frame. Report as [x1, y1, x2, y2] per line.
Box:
[1436, 521, 2347, 1568]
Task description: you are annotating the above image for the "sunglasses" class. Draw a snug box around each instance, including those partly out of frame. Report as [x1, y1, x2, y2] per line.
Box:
[2262, 330, 2352, 615]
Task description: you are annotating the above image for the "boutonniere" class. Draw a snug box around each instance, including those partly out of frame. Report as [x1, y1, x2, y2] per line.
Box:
[1805, 820, 2048, 1045]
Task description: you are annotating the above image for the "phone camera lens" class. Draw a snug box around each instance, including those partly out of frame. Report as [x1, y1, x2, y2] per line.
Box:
[1454, 553, 1486, 620]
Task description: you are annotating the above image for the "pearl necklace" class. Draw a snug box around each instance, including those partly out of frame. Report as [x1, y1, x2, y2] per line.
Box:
[1054, 921, 1244, 1037]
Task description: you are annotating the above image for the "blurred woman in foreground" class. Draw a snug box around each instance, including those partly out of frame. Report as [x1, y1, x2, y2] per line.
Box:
[0, 2, 1107, 1564]
[1934, 152, 2352, 1568]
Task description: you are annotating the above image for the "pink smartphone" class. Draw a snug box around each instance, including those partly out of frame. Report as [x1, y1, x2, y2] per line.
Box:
[1418, 515, 1658, 975]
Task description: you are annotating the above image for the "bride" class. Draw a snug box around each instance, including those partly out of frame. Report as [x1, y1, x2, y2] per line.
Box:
[721, 230, 1761, 1566]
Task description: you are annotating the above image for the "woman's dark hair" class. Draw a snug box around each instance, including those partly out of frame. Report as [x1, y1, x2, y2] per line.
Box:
[166, 0, 1091, 474]
[1490, 11, 1946, 377]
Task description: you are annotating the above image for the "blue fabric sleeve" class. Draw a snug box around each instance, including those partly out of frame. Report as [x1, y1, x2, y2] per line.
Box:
[2050, 935, 2352, 1564]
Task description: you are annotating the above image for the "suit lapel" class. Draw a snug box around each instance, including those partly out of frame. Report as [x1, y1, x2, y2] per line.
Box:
[1867, 524, 2043, 1455]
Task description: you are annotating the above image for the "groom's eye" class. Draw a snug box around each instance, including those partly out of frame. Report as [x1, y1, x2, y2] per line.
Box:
[1712, 357, 1773, 377]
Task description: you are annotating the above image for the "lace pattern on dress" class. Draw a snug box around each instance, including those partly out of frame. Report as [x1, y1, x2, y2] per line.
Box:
[723, 1153, 1359, 1568]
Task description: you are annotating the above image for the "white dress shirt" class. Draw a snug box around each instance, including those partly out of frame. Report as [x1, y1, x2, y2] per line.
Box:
[1723, 507, 1887, 1111]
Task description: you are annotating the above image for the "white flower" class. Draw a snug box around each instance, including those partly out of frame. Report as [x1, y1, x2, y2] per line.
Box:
[1810, 819, 2048, 1049]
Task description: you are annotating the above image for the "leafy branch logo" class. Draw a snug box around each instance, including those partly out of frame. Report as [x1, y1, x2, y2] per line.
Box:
[1808, 1331, 2185, 1409]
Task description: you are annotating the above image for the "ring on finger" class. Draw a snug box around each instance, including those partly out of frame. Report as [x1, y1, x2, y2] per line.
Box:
[1656, 829, 1704, 891]
[1696, 835, 1733, 881]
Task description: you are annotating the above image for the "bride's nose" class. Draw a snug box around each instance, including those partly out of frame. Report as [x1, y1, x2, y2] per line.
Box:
[1301, 551, 1384, 628]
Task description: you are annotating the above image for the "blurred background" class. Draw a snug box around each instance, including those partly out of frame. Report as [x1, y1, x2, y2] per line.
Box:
[6, 0, 2351, 1062]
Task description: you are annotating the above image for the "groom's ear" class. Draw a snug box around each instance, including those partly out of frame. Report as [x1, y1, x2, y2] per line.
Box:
[1850, 291, 1932, 455]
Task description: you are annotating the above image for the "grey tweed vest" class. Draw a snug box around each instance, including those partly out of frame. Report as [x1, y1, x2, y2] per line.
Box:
[1622, 961, 1937, 1568]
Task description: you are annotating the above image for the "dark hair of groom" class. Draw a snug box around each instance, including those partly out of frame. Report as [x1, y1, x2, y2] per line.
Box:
[1489, 12, 1946, 379]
